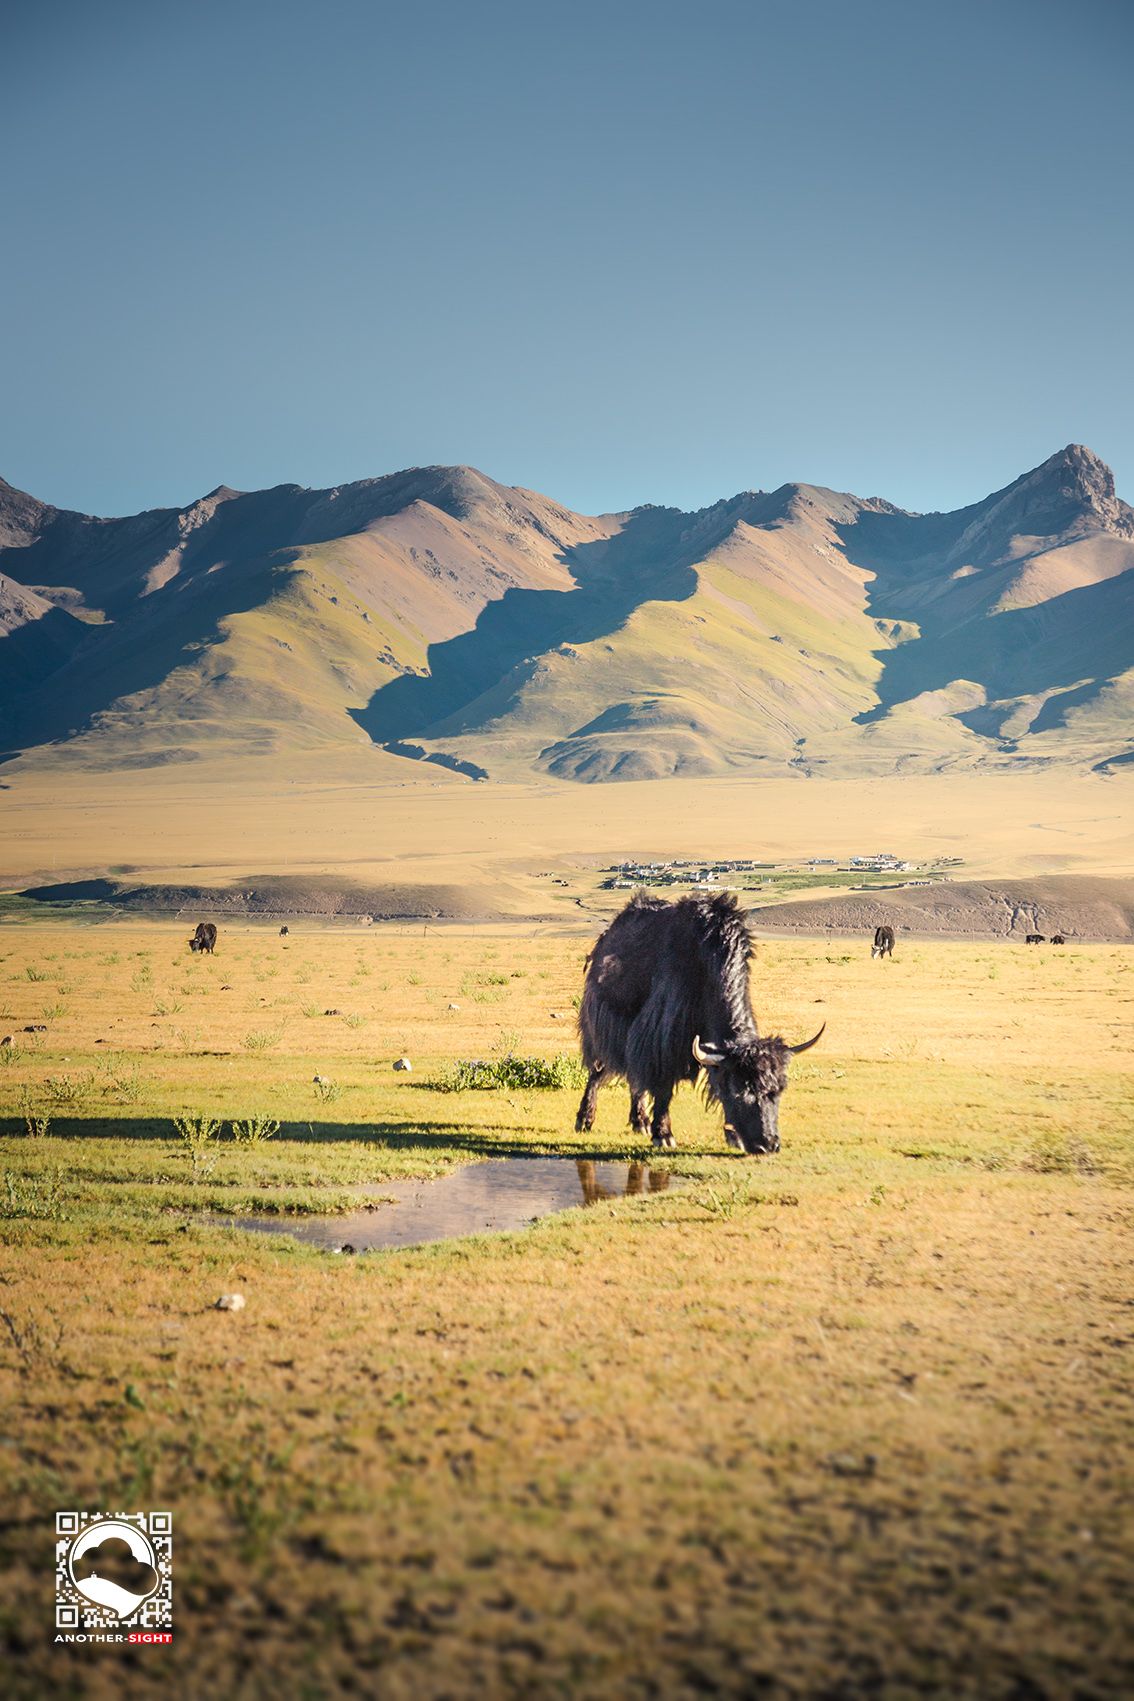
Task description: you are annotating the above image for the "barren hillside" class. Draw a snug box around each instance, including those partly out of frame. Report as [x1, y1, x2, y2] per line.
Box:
[1, 445, 1131, 783]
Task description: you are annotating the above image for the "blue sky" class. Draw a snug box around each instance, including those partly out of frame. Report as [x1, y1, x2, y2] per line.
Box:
[3, 0, 1132, 519]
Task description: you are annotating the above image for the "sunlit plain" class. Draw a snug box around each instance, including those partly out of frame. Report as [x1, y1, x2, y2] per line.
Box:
[0, 920, 1131, 1697]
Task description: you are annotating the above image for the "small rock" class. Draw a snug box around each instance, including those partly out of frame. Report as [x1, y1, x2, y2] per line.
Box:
[0, 1037, 11, 1048]
[220, 985, 233, 990]
[550, 1012, 562, 1019]
[24, 1025, 46, 1033]
[325, 1009, 342, 1016]
[341, 1244, 356, 1255]
[95, 1038, 107, 1044]
[313, 1074, 330, 1085]
[393, 1056, 412, 1072]
[216, 1293, 245, 1312]
[448, 1003, 460, 1011]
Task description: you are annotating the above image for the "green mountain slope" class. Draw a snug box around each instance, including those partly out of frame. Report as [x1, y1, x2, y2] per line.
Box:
[0, 446, 1131, 782]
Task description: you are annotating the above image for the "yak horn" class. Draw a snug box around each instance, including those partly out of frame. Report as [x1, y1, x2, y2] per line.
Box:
[692, 1034, 725, 1066]
[788, 1022, 826, 1055]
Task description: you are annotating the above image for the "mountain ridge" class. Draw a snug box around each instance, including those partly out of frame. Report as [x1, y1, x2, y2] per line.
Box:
[1, 446, 1131, 782]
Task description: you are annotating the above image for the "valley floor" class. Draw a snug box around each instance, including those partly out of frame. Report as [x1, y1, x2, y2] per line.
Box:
[0, 926, 1131, 1698]
[2, 757, 1133, 923]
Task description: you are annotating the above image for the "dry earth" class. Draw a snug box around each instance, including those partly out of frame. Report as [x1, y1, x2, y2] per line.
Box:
[2, 758, 1133, 930]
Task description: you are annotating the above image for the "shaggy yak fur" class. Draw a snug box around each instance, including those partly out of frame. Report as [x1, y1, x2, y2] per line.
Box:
[189, 922, 217, 955]
[575, 890, 822, 1153]
[872, 925, 895, 959]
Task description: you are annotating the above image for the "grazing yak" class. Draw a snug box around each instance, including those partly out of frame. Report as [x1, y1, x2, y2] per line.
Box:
[871, 925, 895, 959]
[1051, 934, 1066, 946]
[279, 926, 289, 936]
[1025, 934, 1045, 945]
[575, 890, 823, 1153]
[189, 922, 217, 955]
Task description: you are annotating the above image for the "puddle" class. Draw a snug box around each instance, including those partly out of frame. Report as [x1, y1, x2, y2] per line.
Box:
[214, 1157, 675, 1252]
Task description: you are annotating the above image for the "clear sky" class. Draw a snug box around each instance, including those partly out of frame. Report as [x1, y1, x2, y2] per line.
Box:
[3, 0, 1132, 520]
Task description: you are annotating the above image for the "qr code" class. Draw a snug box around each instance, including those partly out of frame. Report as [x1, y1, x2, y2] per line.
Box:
[55, 1513, 172, 1633]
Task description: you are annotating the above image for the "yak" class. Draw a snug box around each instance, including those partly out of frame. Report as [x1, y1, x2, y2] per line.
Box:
[1051, 934, 1066, 946]
[1025, 934, 1045, 945]
[189, 922, 217, 955]
[575, 890, 823, 1153]
[871, 925, 895, 959]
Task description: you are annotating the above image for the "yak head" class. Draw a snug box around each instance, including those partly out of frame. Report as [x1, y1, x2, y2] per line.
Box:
[692, 1027, 825, 1154]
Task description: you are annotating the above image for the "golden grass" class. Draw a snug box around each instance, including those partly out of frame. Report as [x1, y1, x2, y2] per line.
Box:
[0, 925, 1132, 1698]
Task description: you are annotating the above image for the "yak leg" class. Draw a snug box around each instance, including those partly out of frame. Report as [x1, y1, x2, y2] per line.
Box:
[628, 1092, 651, 1136]
[575, 1066, 604, 1133]
[650, 1088, 676, 1150]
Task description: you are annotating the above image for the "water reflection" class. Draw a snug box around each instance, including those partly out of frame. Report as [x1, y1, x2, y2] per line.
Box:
[215, 1156, 675, 1253]
[575, 1160, 670, 1205]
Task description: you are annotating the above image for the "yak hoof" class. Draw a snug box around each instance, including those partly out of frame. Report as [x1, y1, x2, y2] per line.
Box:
[575, 1114, 593, 1133]
[651, 1134, 676, 1150]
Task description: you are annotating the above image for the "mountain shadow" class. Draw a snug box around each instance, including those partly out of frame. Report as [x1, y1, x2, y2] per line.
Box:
[350, 506, 698, 745]
[4, 554, 294, 749]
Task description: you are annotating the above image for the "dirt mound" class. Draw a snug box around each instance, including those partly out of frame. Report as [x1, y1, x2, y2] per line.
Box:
[21, 875, 554, 922]
[748, 876, 1134, 941]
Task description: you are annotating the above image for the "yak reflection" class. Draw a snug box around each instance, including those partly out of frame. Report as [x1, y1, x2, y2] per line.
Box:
[576, 1160, 671, 1205]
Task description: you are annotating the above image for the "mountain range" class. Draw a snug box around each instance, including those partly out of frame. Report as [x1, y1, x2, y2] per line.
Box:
[1, 444, 1132, 783]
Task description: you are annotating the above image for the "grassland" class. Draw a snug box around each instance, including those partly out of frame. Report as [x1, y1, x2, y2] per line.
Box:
[0, 921, 1132, 1698]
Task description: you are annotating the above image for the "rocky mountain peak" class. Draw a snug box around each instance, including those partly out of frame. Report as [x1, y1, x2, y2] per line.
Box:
[942, 443, 1133, 568]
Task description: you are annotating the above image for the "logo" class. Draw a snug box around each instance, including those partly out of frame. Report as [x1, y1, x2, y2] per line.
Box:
[55, 1513, 172, 1642]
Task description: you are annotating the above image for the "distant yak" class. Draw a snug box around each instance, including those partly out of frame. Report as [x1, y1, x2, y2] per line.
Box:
[575, 890, 823, 1153]
[189, 922, 217, 954]
[871, 925, 895, 959]
[1025, 934, 1045, 945]
[1051, 934, 1066, 946]
[279, 926, 289, 936]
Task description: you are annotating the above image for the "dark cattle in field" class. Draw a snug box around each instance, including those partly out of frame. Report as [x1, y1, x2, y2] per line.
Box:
[1025, 934, 1045, 945]
[871, 925, 895, 960]
[189, 922, 217, 955]
[575, 890, 823, 1153]
[1051, 934, 1066, 945]
[279, 926, 289, 936]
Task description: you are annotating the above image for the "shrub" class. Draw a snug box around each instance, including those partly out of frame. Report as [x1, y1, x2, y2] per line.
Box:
[230, 1113, 280, 1146]
[437, 1053, 587, 1092]
[42, 1072, 94, 1105]
[1, 1170, 68, 1221]
[16, 1087, 51, 1139]
[172, 1113, 222, 1182]
[243, 1027, 286, 1053]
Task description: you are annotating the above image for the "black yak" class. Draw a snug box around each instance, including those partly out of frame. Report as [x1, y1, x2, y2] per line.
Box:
[575, 890, 823, 1153]
[871, 926, 895, 959]
[1025, 934, 1045, 945]
[189, 922, 217, 955]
